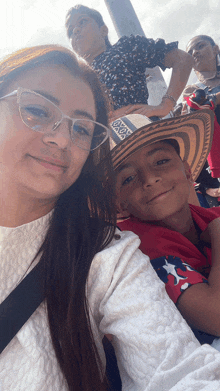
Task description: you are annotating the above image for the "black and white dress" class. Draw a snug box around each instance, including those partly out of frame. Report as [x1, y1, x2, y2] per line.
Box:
[91, 35, 178, 109]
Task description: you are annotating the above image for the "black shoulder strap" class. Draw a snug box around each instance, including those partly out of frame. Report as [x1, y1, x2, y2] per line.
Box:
[0, 261, 45, 354]
[195, 81, 209, 91]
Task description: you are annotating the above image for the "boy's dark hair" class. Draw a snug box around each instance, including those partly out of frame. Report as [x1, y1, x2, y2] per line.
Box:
[163, 139, 180, 156]
[66, 5, 112, 49]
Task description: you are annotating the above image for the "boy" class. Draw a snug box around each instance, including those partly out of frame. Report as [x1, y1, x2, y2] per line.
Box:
[110, 110, 220, 346]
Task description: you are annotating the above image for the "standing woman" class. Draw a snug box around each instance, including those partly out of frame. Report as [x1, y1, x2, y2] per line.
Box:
[1, 45, 220, 391]
[183, 35, 220, 200]
[65, 5, 193, 121]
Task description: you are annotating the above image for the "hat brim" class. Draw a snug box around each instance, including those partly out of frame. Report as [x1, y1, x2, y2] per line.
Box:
[110, 110, 214, 181]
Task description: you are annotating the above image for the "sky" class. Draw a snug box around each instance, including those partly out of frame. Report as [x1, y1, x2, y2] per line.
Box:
[0, 0, 220, 87]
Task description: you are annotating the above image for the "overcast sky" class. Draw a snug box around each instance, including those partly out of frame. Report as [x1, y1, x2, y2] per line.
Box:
[1, 0, 219, 87]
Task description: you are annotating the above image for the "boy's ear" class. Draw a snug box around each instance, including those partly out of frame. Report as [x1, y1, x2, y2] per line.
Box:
[116, 200, 130, 219]
[100, 24, 108, 38]
[183, 160, 193, 182]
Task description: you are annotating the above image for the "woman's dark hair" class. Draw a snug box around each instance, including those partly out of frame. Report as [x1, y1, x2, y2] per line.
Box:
[189, 35, 216, 47]
[0, 45, 116, 391]
[66, 5, 112, 50]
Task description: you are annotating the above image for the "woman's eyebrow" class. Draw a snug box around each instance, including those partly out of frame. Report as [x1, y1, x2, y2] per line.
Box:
[34, 90, 60, 105]
[73, 109, 95, 121]
[188, 41, 204, 52]
[32, 94, 95, 121]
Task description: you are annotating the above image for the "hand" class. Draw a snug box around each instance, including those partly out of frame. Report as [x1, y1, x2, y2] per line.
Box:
[109, 100, 173, 123]
[206, 188, 220, 198]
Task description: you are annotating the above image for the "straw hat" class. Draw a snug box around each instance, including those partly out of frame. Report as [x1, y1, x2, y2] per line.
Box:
[110, 110, 214, 181]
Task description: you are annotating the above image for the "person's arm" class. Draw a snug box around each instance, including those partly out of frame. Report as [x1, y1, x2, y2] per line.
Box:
[88, 230, 220, 390]
[109, 49, 193, 122]
[215, 91, 220, 106]
[181, 84, 198, 115]
[178, 218, 220, 336]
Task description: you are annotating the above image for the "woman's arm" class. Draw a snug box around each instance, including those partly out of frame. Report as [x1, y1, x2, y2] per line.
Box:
[215, 91, 220, 106]
[109, 49, 193, 121]
[88, 230, 220, 390]
[178, 218, 220, 336]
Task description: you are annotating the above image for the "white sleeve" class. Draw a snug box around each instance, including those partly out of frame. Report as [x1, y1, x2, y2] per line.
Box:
[87, 230, 220, 391]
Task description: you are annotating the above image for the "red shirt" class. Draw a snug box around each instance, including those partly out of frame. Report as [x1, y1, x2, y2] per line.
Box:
[118, 205, 220, 303]
[184, 95, 220, 178]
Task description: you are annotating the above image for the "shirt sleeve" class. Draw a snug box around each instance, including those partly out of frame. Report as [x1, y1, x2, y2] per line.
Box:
[87, 230, 220, 391]
[118, 35, 178, 71]
[150, 255, 208, 304]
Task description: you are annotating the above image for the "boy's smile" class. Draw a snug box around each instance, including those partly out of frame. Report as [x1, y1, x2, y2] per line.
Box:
[116, 141, 192, 224]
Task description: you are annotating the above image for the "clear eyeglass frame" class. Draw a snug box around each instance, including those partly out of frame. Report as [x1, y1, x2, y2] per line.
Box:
[0, 87, 110, 151]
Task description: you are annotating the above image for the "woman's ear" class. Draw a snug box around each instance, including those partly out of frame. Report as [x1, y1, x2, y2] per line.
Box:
[100, 24, 108, 39]
[183, 160, 193, 182]
[213, 44, 220, 57]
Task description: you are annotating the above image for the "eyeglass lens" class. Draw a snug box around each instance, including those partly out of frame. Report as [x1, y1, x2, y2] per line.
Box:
[18, 91, 108, 151]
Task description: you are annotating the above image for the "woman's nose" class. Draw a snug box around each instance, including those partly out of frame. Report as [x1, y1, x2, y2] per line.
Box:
[73, 25, 80, 36]
[192, 48, 198, 56]
[42, 119, 71, 150]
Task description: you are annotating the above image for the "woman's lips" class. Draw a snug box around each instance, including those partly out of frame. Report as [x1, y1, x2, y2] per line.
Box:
[30, 156, 67, 172]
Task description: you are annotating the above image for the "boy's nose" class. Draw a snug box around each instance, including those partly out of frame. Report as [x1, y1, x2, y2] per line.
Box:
[142, 170, 161, 187]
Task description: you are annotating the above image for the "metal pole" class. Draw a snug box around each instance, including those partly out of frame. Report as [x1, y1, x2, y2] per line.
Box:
[104, 0, 167, 105]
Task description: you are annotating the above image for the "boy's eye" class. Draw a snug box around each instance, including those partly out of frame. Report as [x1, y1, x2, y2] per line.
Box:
[156, 158, 170, 165]
[122, 175, 135, 186]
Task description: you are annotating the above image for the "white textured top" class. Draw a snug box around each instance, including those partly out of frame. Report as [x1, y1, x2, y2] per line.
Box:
[1, 214, 220, 390]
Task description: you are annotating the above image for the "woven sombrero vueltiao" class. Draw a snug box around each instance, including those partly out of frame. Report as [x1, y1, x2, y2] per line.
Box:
[110, 110, 214, 181]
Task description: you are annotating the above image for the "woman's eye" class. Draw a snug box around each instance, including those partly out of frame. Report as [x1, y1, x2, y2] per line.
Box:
[23, 105, 49, 119]
[80, 18, 88, 26]
[73, 123, 91, 137]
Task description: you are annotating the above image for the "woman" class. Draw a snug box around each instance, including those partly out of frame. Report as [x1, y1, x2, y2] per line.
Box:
[0, 44, 115, 391]
[1, 44, 220, 391]
[65, 5, 193, 121]
[183, 35, 220, 201]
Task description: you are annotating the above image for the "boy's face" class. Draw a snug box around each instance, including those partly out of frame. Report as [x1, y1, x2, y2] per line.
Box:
[115, 141, 192, 223]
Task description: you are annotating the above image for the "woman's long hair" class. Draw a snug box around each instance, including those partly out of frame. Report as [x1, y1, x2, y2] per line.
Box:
[0, 45, 116, 390]
[66, 5, 112, 50]
[186, 34, 220, 72]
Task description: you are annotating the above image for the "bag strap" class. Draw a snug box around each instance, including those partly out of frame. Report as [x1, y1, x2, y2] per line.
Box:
[0, 261, 45, 354]
[195, 81, 209, 92]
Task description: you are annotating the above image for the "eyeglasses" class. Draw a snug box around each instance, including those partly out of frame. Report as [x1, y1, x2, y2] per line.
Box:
[0, 87, 109, 151]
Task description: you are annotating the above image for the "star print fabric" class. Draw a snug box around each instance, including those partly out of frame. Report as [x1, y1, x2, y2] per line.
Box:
[91, 35, 178, 110]
[118, 204, 220, 303]
[150, 255, 208, 303]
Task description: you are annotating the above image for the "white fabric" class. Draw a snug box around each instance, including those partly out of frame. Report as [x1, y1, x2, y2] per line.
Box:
[1, 215, 220, 390]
